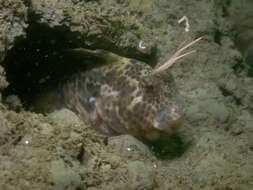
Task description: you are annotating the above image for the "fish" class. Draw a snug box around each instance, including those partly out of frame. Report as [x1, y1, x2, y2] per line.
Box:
[33, 37, 202, 143]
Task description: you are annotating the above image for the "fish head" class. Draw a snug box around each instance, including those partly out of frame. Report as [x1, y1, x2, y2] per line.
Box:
[118, 64, 186, 142]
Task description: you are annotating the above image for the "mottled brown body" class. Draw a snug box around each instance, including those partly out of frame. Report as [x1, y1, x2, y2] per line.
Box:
[32, 38, 202, 142]
[58, 49, 186, 142]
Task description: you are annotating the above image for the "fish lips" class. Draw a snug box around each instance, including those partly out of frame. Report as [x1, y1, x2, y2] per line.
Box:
[153, 106, 186, 133]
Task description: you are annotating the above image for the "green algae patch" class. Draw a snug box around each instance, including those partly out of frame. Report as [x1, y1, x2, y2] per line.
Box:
[151, 132, 192, 160]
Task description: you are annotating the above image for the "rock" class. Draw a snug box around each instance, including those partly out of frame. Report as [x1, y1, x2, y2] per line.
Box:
[4, 95, 22, 112]
[0, 113, 8, 139]
[50, 160, 81, 190]
[228, 0, 253, 54]
[0, 0, 27, 62]
[108, 135, 153, 158]
[246, 42, 253, 67]
[48, 108, 82, 126]
[231, 127, 243, 136]
[237, 110, 253, 133]
[193, 131, 253, 188]
[39, 123, 54, 136]
[29, 0, 154, 57]
[0, 66, 8, 90]
[126, 161, 155, 190]
[187, 104, 208, 122]
[199, 99, 230, 123]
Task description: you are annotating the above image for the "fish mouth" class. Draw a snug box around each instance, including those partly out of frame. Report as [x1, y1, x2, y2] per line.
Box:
[165, 114, 186, 133]
[153, 106, 186, 133]
[144, 113, 186, 142]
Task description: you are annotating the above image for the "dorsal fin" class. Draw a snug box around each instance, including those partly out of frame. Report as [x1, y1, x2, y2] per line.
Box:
[65, 48, 122, 65]
[152, 37, 202, 75]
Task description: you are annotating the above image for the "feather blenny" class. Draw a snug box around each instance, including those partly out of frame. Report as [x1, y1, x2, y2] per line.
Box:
[34, 37, 202, 142]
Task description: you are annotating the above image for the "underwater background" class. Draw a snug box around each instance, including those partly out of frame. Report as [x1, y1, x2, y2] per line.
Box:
[0, 0, 253, 189]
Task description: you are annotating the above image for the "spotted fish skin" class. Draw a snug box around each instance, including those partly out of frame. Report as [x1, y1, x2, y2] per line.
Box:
[60, 50, 186, 142]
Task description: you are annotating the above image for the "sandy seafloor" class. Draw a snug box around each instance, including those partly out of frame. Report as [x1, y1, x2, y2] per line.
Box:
[0, 0, 253, 189]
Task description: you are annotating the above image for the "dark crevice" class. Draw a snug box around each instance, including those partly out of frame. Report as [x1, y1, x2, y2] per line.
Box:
[2, 19, 156, 111]
[12, 135, 23, 145]
[248, 68, 253, 77]
[214, 30, 222, 45]
[76, 146, 85, 164]
[2, 23, 87, 109]
[23, 0, 31, 7]
[232, 61, 246, 75]
[219, 86, 241, 105]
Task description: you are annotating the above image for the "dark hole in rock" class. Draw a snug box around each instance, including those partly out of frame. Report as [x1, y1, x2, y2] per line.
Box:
[12, 135, 23, 145]
[232, 61, 245, 74]
[245, 43, 253, 77]
[227, 2, 253, 77]
[76, 146, 85, 164]
[3, 23, 90, 111]
[213, 30, 222, 45]
[219, 86, 241, 105]
[2, 23, 153, 112]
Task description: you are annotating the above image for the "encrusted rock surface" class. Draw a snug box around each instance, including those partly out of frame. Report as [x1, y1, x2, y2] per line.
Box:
[0, 0, 27, 61]
[29, 0, 156, 60]
[0, 0, 27, 91]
